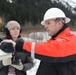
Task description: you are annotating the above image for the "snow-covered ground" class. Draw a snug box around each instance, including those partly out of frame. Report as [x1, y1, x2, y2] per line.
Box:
[22, 31, 76, 75]
[26, 59, 41, 75]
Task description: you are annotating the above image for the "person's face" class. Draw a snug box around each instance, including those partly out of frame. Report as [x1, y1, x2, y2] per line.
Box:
[9, 27, 20, 40]
[44, 19, 61, 37]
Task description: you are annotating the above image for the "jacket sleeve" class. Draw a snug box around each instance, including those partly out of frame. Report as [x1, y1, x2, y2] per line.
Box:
[22, 40, 76, 63]
[22, 56, 34, 71]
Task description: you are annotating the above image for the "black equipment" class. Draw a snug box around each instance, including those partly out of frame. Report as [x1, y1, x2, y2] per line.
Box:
[0, 42, 19, 64]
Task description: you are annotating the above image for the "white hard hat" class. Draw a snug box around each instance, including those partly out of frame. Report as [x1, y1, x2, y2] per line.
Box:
[41, 8, 71, 25]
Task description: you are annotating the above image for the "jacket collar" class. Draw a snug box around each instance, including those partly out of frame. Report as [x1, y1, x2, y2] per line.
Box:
[52, 24, 70, 39]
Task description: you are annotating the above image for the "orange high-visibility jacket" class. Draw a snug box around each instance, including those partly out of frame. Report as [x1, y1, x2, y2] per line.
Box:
[23, 27, 76, 62]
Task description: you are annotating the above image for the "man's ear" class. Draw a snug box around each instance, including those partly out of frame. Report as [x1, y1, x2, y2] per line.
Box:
[57, 21, 63, 28]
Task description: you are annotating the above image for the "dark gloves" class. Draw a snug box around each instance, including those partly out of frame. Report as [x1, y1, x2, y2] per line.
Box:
[15, 38, 24, 43]
[14, 52, 34, 71]
[15, 52, 28, 64]
[0, 42, 14, 53]
[15, 38, 25, 52]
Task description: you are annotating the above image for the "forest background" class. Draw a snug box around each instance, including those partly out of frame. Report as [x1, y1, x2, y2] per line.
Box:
[0, 0, 76, 37]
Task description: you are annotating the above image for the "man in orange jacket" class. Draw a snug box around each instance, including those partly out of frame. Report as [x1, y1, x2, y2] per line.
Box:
[1, 8, 76, 75]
